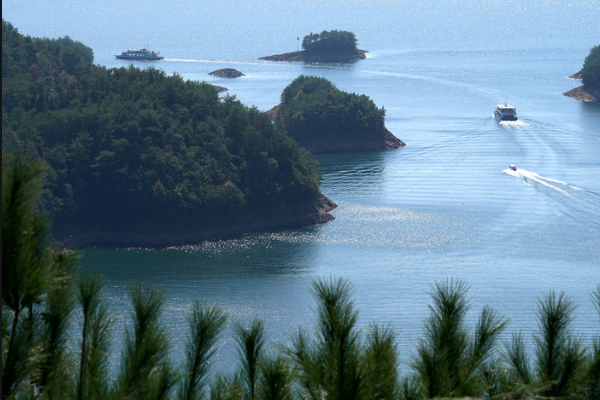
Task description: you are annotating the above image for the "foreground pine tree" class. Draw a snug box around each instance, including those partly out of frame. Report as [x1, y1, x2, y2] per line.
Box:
[2, 152, 80, 399]
[410, 279, 508, 398]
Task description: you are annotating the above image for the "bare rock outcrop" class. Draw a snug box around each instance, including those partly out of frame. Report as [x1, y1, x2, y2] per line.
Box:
[211, 84, 228, 92]
[563, 71, 598, 102]
[209, 68, 244, 78]
[563, 85, 599, 102]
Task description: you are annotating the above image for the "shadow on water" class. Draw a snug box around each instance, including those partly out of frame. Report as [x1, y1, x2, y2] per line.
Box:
[315, 150, 389, 198]
[579, 101, 600, 133]
[80, 227, 328, 374]
[80, 226, 324, 283]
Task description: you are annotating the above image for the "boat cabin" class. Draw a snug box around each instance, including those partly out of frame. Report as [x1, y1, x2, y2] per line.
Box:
[495, 103, 518, 121]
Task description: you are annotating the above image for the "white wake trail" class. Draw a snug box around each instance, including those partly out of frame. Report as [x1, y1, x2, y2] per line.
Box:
[162, 58, 261, 65]
[498, 119, 531, 128]
[503, 168, 600, 225]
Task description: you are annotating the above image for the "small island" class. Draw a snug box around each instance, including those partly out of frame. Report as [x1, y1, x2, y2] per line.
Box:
[564, 45, 599, 102]
[2, 21, 336, 247]
[209, 68, 245, 78]
[270, 76, 405, 153]
[260, 30, 367, 63]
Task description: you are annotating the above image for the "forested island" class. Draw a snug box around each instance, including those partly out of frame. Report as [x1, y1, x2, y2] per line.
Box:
[259, 30, 367, 62]
[2, 20, 336, 247]
[270, 76, 405, 153]
[564, 45, 600, 102]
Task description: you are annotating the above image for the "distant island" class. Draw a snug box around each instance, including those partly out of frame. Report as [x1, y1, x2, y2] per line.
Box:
[268, 76, 405, 153]
[2, 20, 336, 247]
[209, 68, 245, 78]
[564, 45, 599, 102]
[260, 30, 367, 62]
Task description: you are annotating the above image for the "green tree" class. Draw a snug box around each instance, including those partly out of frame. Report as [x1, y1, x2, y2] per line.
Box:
[2, 152, 80, 399]
[410, 279, 508, 398]
[179, 301, 228, 400]
[581, 45, 600, 88]
[277, 75, 386, 145]
[117, 285, 178, 400]
[503, 291, 589, 399]
[584, 285, 600, 400]
[234, 318, 268, 400]
[257, 355, 295, 400]
[288, 277, 400, 400]
[76, 274, 114, 400]
[302, 30, 358, 53]
[3, 21, 325, 234]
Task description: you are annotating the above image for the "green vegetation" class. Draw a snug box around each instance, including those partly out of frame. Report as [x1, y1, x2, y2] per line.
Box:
[412, 280, 508, 398]
[277, 75, 386, 143]
[302, 30, 358, 54]
[2, 20, 94, 80]
[581, 45, 600, 88]
[2, 20, 322, 228]
[3, 158, 600, 399]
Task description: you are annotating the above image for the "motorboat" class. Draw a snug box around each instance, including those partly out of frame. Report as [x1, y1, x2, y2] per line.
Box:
[509, 164, 517, 171]
[495, 102, 518, 121]
[115, 47, 164, 61]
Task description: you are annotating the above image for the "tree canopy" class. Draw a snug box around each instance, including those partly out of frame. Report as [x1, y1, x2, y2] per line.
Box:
[277, 75, 386, 143]
[301, 30, 358, 54]
[2, 20, 94, 80]
[581, 44, 600, 88]
[2, 20, 322, 228]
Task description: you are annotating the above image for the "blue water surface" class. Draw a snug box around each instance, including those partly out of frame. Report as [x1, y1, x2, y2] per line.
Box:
[4, 0, 599, 372]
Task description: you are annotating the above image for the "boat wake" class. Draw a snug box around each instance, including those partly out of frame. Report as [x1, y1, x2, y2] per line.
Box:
[498, 119, 530, 128]
[162, 58, 260, 65]
[503, 168, 600, 225]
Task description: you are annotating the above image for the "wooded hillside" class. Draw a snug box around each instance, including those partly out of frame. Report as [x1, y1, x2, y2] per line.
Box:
[2, 20, 324, 235]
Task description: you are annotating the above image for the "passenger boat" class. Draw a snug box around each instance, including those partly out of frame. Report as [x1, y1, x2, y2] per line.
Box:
[115, 48, 164, 61]
[495, 102, 518, 121]
[509, 164, 517, 171]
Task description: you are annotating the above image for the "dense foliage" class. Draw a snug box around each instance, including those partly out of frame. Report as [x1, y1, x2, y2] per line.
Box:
[3, 159, 600, 399]
[581, 45, 600, 88]
[2, 20, 94, 80]
[277, 75, 386, 143]
[2, 20, 322, 226]
[301, 30, 358, 54]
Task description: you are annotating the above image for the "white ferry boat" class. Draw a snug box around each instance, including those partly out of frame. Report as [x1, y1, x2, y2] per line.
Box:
[494, 103, 518, 121]
[115, 48, 164, 61]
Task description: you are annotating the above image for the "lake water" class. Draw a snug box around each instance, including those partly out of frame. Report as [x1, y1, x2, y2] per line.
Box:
[3, 0, 599, 372]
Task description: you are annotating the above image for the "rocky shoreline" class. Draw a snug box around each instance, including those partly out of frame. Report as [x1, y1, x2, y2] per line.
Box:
[563, 71, 598, 102]
[53, 196, 337, 248]
[563, 85, 599, 102]
[259, 49, 367, 62]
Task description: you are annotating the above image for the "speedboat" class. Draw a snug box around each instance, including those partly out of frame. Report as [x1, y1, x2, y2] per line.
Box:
[495, 103, 518, 121]
[115, 48, 164, 61]
[509, 164, 517, 171]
